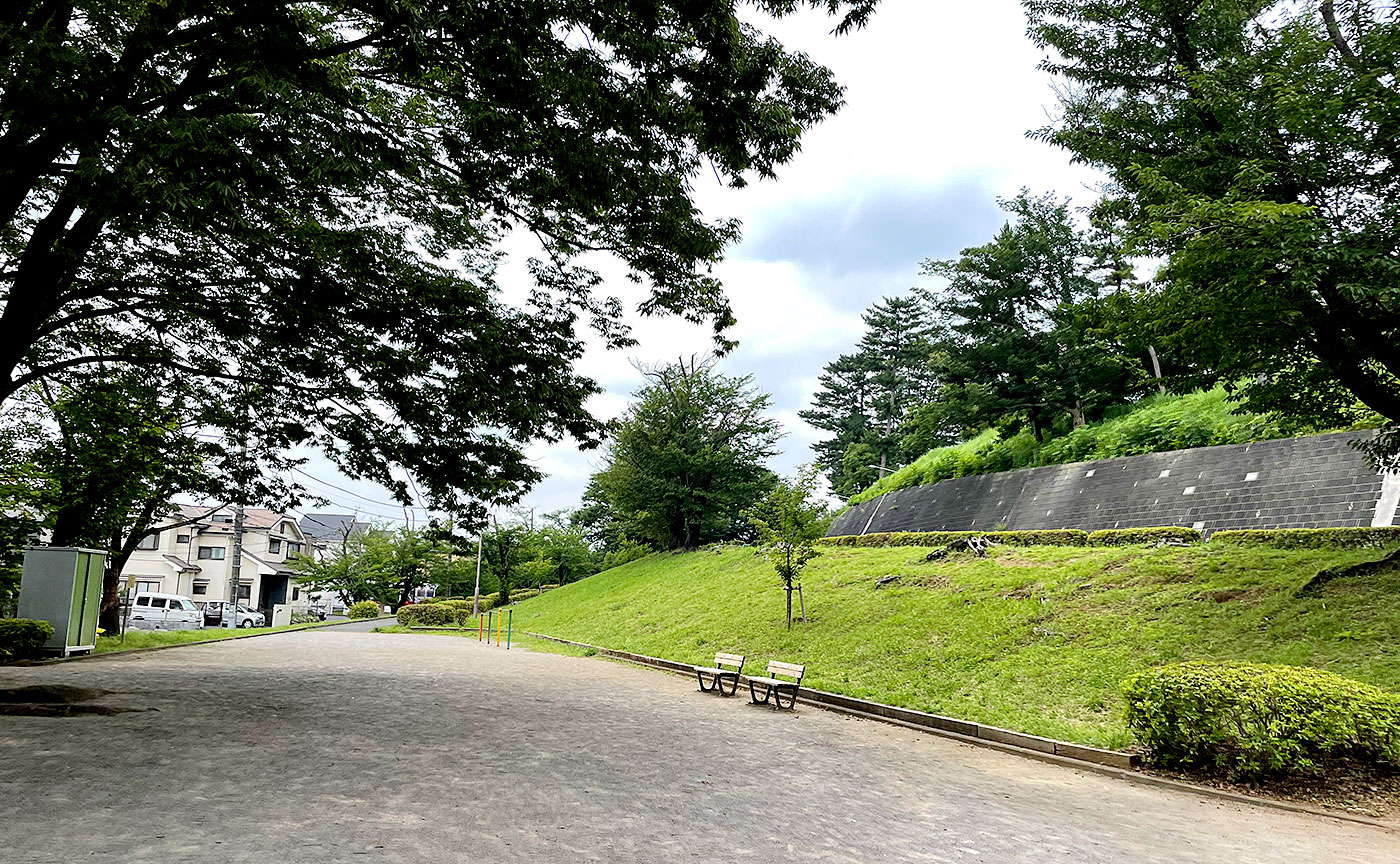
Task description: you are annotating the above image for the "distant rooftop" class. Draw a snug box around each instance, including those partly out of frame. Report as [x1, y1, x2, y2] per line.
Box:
[299, 513, 373, 545]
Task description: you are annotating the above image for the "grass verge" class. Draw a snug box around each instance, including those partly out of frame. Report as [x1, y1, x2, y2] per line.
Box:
[94, 619, 346, 654]
[504, 544, 1400, 751]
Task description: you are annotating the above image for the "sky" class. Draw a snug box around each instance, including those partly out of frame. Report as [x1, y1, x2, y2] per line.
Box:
[289, 0, 1106, 528]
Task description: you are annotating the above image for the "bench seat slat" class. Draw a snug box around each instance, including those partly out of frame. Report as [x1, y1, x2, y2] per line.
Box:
[747, 675, 799, 687]
[693, 665, 739, 676]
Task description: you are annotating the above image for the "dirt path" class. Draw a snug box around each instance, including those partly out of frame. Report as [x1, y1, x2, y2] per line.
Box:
[0, 629, 1394, 862]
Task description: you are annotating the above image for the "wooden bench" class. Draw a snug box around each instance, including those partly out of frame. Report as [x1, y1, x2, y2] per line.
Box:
[694, 652, 745, 696]
[747, 660, 805, 710]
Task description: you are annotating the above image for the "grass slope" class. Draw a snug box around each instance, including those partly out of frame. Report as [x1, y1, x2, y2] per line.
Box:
[509, 544, 1400, 749]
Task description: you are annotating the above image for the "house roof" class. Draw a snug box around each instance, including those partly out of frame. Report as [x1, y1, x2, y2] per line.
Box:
[161, 554, 200, 574]
[299, 513, 372, 544]
[243, 551, 297, 577]
[175, 506, 298, 535]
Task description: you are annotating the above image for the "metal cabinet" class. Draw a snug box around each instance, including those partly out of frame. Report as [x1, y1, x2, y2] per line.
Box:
[17, 547, 106, 656]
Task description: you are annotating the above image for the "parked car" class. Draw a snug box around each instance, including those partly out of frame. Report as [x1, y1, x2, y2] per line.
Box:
[126, 592, 203, 631]
[200, 601, 265, 628]
[305, 605, 330, 621]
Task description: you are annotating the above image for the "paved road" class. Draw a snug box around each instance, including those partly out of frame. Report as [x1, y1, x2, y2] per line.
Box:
[0, 630, 1395, 863]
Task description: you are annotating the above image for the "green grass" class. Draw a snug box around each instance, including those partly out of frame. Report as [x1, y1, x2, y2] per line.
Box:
[504, 545, 1400, 750]
[94, 619, 351, 653]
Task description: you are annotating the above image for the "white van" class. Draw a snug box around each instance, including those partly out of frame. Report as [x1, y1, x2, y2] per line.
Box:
[126, 592, 203, 631]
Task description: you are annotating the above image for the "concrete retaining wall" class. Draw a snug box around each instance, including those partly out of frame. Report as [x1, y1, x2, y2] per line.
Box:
[828, 431, 1400, 538]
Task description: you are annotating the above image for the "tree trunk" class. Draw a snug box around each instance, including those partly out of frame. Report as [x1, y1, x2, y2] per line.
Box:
[785, 581, 793, 630]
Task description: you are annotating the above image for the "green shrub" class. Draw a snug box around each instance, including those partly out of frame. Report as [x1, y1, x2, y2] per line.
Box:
[1088, 527, 1203, 546]
[290, 612, 321, 625]
[347, 600, 381, 619]
[1122, 662, 1400, 777]
[819, 530, 1089, 548]
[0, 619, 53, 661]
[538, 583, 559, 591]
[397, 604, 456, 627]
[1208, 527, 1400, 549]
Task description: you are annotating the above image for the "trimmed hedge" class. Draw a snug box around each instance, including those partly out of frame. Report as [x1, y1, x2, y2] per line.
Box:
[819, 530, 1090, 548]
[397, 601, 495, 627]
[0, 619, 54, 662]
[1208, 527, 1400, 549]
[1123, 662, 1400, 777]
[397, 604, 456, 627]
[1088, 527, 1203, 546]
[346, 600, 381, 619]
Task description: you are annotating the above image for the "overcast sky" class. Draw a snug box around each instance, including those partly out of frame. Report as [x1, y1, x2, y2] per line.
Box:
[291, 0, 1105, 528]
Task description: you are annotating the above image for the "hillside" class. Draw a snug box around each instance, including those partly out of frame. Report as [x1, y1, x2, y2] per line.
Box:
[510, 543, 1400, 749]
[848, 388, 1377, 505]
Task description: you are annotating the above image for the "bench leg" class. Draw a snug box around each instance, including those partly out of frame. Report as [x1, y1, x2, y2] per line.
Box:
[697, 670, 716, 693]
[748, 680, 771, 705]
[774, 686, 798, 710]
[717, 673, 738, 697]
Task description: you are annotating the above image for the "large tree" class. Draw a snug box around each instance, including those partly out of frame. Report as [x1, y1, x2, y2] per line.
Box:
[921, 191, 1144, 441]
[800, 295, 938, 497]
[590, 357, 781, 549]
[1025, 0, 1400, 460]
[1, 0, 878, 520]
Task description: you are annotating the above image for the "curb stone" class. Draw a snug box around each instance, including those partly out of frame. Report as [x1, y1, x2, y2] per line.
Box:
[520, 630, 1396, 832]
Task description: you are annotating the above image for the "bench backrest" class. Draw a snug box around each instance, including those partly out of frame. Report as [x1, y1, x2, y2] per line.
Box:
[714, 652, 744, 671]
[766, 660, 805, 684]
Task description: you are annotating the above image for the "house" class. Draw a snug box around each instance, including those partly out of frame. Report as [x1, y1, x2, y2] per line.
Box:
[122, 506, 314, 615]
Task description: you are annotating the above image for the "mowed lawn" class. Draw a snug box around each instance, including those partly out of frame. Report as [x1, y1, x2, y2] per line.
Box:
[505, 544, 1400, 749]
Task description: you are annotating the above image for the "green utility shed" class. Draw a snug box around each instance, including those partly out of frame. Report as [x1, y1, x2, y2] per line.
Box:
[18, 547, 105, 656]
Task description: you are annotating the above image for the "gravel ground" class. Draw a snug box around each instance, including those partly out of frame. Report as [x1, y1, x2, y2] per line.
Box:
[0, 629, 1396, 863]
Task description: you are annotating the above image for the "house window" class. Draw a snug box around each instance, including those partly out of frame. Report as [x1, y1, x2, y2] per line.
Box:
[291, 587, 299, 601]
[211, 514, 232, 523]
[237, 584, 251, 600]
[269, 539, 282, 554]
[135, 581, 161, 596]
[287, 542, 301, 560]
[192, 583, 207, 595]
[135, 532, 159, 550]
[197, 547, 225, 560]
[176, 534, 190, 543]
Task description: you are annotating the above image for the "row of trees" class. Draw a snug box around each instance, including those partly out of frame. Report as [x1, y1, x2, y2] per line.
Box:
[805, 194, 1157, 497]
[295, 514, 602, 610]
[811, 1, 1400, 497]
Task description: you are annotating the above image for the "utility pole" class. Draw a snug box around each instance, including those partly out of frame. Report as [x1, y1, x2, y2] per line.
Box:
[227, 502, 245, 627]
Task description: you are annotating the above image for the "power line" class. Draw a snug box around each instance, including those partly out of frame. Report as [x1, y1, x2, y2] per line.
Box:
[290, 467, 432, 511]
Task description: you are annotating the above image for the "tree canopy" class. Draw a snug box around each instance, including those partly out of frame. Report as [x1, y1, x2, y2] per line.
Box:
[1025, 0, 1400, 461]
[589, 357, 781, 549]
[1, 0, 878, 522]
